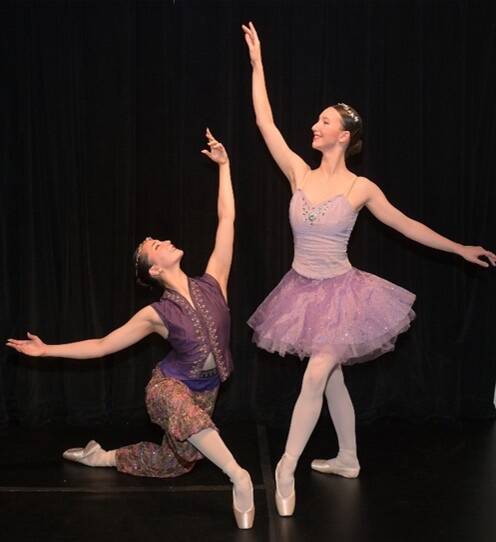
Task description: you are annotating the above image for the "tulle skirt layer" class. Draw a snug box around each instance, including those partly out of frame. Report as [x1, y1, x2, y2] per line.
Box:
[248, 268, 416, 365]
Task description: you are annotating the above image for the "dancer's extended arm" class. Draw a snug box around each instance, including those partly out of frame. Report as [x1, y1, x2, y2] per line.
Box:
[363, 180, 496, 267]
[202, 129, 235, 300]
[6, 306, 164, 358]
[242, 22, 308, 191]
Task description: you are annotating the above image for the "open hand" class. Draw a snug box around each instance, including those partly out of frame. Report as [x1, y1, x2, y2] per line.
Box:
[201, 128, 228, 165]
[242, 21, 262, 64]
[458, 245, 496, 268]
[6, 332, 47, 357]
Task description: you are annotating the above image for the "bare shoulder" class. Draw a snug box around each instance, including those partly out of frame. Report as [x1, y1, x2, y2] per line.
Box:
[347, 176, 374, 207]
[137, 305, 163, 324]
[139, 304, 169, 338]
[354, 177, 385, 201]
[356, 176, 378, 192]
[132, 304, 165, 329]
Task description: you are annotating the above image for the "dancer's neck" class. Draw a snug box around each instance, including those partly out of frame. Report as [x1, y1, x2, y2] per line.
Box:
[162, 267, 189, 297]
[319, 148, 348, 178]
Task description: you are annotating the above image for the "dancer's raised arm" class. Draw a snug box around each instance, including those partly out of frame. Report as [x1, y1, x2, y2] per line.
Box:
[6, 306, 163, 359]
[202, 128, 235, 299]
[6, 127, 254, 528]
[242, 22, 308, 191]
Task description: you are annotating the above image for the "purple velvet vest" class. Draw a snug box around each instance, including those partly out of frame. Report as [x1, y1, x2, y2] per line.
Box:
[151, 273, 233, 390]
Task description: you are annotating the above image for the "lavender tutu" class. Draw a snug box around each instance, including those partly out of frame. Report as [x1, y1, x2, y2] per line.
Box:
[248, 267, 416, 365]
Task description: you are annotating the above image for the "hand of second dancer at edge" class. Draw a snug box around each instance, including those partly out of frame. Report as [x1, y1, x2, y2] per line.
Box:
[6, 332, 48, 357]
[242, 21, 262, 65]
[456, 245, 496, 268]
[201, 128, 228, 165]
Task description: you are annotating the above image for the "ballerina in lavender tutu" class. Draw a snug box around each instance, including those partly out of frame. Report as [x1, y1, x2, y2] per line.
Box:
[7, 129, 255, 530]
[242, 21, 495, 517]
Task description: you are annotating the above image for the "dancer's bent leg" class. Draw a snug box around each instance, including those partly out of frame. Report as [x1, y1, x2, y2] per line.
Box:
[189, 428, 253, 513]
[115, 369, 218, 477]
[277, 353, 337, 498]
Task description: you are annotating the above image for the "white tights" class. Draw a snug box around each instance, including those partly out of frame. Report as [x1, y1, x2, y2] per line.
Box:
[277, 354, 358, 497]
[78, 429, 253, 512]
[188, 428, 253, 512]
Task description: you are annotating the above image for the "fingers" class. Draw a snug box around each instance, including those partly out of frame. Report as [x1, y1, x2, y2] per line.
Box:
[483, 249, 496, 266]
[6, 341, 25, 354]
[241, 24, 252, 38]
[202, 129, 228, 163]
[204, 128, 223, 150]
[205, 127, 218, 144]
[243, 32, 252, 49]
[6, 339, 28, 346]
[249, 21, 259, 41]
[6, 333, 40, 349]
[464, 246, 496, 268]
[470, 254, 489, 267]
[201, 145, 225, 158]
[241, 21, 259, 44]
[474, 247, 496, 267]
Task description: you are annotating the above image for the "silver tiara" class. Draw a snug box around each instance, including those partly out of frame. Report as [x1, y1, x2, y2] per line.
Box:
[135, 236, 151, 276]
[337, 103, 360, 124]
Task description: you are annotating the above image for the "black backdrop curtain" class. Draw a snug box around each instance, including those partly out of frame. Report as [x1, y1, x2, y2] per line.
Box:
[1, 0, 495, 429]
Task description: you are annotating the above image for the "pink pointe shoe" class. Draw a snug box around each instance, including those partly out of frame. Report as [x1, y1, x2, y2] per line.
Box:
[232, 478, 255, 529]
[310, 457, 360, 478]
[62, 440, 115, 467]
[62, 440, 100, 463]
[275, 458, 296, 517]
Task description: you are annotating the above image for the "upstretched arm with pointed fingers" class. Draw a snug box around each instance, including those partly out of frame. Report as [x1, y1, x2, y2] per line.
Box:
[202, 128, 235, 300]
[242, 21, 308, 191]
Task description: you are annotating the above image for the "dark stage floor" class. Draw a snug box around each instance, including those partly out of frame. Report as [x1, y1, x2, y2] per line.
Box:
[1, 418, 495, 542]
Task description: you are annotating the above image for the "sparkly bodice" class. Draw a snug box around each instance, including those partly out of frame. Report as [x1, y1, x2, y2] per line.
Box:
[289, 189, 359, 279]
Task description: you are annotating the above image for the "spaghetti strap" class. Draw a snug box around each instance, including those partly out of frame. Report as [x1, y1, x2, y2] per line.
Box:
[345, 175, 359, 197]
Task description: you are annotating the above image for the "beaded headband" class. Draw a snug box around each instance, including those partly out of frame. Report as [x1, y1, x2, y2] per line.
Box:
[134, 236, 152, 279]
[337, 103, 360, 124]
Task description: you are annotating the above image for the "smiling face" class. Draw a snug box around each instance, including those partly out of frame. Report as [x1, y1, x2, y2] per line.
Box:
[134, 237, 184, 287]
[311, 107, 350, 152]
[142, 238, 183, 269]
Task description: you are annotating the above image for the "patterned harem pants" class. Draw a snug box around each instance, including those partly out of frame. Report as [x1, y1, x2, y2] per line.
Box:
[115, 366, 219, 478]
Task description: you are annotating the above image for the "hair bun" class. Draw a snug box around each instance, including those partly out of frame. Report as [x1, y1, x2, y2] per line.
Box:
[347, 139, 363, 157]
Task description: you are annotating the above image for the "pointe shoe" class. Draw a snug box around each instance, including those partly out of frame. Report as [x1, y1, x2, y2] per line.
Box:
[311, 458, 360, 478]
[275, 459, 296, 517]
[232, 477, 255, 529]
[62, 440, 116, 467]
[62, 440, 100, 462]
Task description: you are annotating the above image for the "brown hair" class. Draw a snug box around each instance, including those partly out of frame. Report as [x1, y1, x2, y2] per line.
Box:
[333, 103, 363, 158]
[133, 240, 161, 289]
